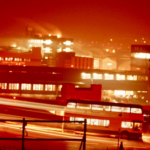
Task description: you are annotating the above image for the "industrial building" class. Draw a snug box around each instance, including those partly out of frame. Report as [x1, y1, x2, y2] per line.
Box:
[0, 32, 149, 105]
[0, 65, 148, 105]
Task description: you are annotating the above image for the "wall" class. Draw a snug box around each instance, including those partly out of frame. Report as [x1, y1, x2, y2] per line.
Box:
[59, 84, 102, 103]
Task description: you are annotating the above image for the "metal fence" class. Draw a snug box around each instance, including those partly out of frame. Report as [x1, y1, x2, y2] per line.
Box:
[0, 118, 87, 150]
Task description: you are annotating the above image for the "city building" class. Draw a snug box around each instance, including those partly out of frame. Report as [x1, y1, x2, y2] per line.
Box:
[131, 45, 150, 73]
[55, 52, 93, 69]
[0, 65, 148, 105]
[28, 35, 73, 57]
[0, 47, 41, 66]
[0, 45, 94, 69]
[0, 32, 150, 106]
[57, 84, 102, 104]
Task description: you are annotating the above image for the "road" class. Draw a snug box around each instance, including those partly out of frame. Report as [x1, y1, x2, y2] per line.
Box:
[0, 98, 149, 149]
[0, 115, 149, 150]
[0, 97, 64, 111]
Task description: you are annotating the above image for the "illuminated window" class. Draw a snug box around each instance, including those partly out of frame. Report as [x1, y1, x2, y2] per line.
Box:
[9, 83, 19, 90]
[116, 74, 125, 80]
[72, 117, 109, 126]
[0, 83, 7, 89]
[114, 90, 125, 97]
[103, 90, 109, 96]
[45, 84, 55, 91]
[125, 91, 133, 96]
[0, 57, 4, 61]
[58, 85, 62, 91]
[57, 48, 62, 52]
[134, 53, 150, 59]
[44, 40, 52, 45]
[103, 105, 111, 111]
[44, 47, 52, 53]
[98, 120, 110, 126]
[63, 41, 73, 46]
[77, 103, 91, 109]
[107, 63, 112, 66]
[138, 76, 148, 81]
[63, 47, 73, 52]
[131, 108, 142, 114]
[127, 75, 137, 80]
[87, 119, 91, 125]
[122, 107, 130, 113]
[81, 73, 91, 79]
[91, 105, 111, 111]
[70, 117, 74, 121]
[111, 106, 122, 112]
[91, 119, 110, 126]
[93, 73, 102, 79]
[94, 58, 100, 69]
[8, 57, 13, 61]
[133, 95, 138, 98]
[111, 106, 130, 113]
[121, 122, 133, 128]
[24, 59, 30, 62]
[5, 57, 13, 61]
[92, 105, 104, 110]
[14, 58, 22, 61]
[142, 91, 147, 93]
[104, 74, 114, 80]
[33, 84, 43, 91]
[134, 122, 142, 131]
[21, 84, 31, 90]
[56, 34, 60, 38]
[67, 103, 76, 108]
[75, 118, 84, 124]
[91, 119, 98, 125]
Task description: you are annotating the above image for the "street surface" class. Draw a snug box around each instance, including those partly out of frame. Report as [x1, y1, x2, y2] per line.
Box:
[0, 98, 149, 149]
[0, 115, 149, 150]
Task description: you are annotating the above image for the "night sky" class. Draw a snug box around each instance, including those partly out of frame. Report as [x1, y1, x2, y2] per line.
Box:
[0, 0, 150, 56]
[0, 0, 149, 40]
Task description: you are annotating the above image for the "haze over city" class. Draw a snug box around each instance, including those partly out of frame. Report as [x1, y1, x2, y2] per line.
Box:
[1, 0, 150, 57]
[0, 1, 150, 150]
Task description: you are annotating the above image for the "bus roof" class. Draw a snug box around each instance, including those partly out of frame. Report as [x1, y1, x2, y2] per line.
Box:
[66, 99, 143, 108]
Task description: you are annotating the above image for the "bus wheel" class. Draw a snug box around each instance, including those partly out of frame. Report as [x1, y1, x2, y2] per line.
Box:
[121, 131, 129, 139]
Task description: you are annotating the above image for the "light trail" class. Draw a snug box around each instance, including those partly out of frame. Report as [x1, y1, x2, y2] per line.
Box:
[0, 99, 149, 147]
[0, 122, 122, 143]
[0, 97, 64, 111]
[0, 118, 149, 148]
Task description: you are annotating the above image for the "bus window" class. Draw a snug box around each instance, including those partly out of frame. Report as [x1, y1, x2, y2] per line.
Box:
[87, 119, 110, 126]
[122, 107, 130, 113]
[75, 117, 84, 124]
[91, 119, 99, 125]
[92, 105, 103, 110]
[134, 122, 142, 131]
[98, 120, 110, 126]
[111, 106, 122, 112]
[103, 105, 111, 111]
[77, 103, 91, 109]
[131, 108, 142, 114]
[70, 117, 74, 121]
[87, 119, 91, 125]
[121, 122, 133, 128]
[67, 103, 76, 108]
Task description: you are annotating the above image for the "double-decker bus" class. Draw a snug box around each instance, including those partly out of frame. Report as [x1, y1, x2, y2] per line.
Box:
[63, 99, 144, 140]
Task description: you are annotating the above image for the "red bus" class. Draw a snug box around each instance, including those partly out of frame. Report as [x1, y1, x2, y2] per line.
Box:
[63, 99, 144, 140]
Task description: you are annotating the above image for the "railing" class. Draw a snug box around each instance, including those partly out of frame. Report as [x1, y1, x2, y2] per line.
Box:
[0, 118, 87, 150]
